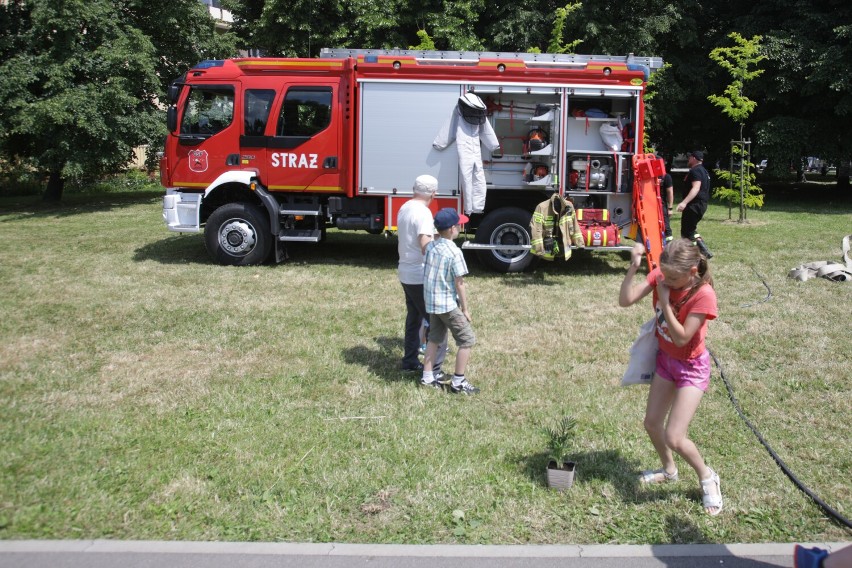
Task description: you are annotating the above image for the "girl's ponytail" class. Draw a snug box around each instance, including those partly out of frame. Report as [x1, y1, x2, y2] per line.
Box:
[697, 256, 713, 288]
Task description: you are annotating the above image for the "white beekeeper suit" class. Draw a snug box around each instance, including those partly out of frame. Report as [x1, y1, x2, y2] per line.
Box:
[433, 93, 500, 214]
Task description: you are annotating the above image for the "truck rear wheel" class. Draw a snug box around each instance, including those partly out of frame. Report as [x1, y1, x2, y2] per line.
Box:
[474, 207, 537, 273]
[205, 203, 272, 265]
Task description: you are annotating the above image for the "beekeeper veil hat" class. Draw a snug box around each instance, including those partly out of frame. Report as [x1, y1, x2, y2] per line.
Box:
[458, 92, 487, 125]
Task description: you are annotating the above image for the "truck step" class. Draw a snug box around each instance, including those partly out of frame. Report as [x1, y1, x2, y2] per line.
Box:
[279, 207, 323, 215]
[461, 242, 531, 251]
[279, 229, 323, 242]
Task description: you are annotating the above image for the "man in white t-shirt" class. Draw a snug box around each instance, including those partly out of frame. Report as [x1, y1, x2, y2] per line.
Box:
[398, 175, 447, 375]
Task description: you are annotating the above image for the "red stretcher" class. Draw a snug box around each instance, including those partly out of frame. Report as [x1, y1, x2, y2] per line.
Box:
[632, 153, 667, 270]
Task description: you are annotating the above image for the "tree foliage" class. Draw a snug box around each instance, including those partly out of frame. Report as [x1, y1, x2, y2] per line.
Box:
[547, 3, 582, 54]
[744, 0, 852, 177]
[0, 0, 235, 200]
[707, 32, 765, 128]
[2, 0, 851, 199]
[707, 33, 765, 220]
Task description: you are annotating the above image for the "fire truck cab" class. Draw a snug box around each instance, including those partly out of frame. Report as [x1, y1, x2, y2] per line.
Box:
[161, 49, 665, 271]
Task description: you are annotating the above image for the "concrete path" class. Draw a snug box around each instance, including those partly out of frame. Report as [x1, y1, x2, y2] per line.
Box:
[1, 540, 849, 568]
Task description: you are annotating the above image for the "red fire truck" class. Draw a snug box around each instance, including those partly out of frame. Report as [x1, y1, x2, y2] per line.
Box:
[161, 48, 666, 271]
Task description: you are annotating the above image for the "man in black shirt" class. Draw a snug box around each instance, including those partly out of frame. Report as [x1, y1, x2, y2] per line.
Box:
[676, 150, 713, 258]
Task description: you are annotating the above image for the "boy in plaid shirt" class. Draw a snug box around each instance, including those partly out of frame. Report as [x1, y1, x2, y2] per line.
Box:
[420, 208, 479, 394]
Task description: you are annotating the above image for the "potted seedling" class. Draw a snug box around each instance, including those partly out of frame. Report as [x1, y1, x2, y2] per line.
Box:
[541, 414, 577, 491]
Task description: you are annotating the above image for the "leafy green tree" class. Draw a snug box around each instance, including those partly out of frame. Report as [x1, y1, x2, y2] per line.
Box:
[480, 0, 566, 52]
[736, 1, 852, 185]
[410, 30, 436, 51]
[224, 0, 488, 56]
[642, 63, 671, 154]
[547, 3, 583, 54]
[0, 0, 234, 201]
[0, 1, 160, 201]
[126, 0, 237, 92]
[707, 32, 765, 220]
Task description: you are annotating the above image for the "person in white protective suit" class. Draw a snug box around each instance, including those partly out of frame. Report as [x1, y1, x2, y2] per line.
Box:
[433, 93, 500, 215]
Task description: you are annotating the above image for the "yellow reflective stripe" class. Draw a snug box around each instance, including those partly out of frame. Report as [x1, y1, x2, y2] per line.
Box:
[236, 60, 343, 69]
[267, 185, 343, 192]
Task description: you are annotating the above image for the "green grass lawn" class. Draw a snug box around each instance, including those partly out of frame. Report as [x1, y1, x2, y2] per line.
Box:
[0, 185, 850, 544]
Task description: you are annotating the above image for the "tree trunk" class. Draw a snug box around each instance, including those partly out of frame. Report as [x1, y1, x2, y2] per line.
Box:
[42, 169, 65, 202]
[838, 162, 850, 191]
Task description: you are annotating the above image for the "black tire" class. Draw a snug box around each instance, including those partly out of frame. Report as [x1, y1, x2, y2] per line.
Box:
[474, 207, 538, 273]
[205, 202, 272, 266]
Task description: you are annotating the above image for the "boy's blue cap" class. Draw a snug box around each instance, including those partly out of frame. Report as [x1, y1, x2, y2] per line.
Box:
[434, 208, 469, 230]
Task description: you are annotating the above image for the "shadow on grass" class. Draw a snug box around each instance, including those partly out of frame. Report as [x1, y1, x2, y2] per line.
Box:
[467, 249, 629, 282]
[662, 514, 708, 544]
[134, 229, 630, 277]
[565, 449, 685, 506]
[0, 190, 163, 221]
[516, 449, 643, 495]
[133, 231, 401, 268]
[516, 448, 711, 510]
[293, 234, 398, 270]
[342, 336, 415, 385]
[134, 234, 211, 264]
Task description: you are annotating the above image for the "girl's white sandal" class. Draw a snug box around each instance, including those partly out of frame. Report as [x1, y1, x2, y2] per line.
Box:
[700, 468, 723, 516]
[639, 468, 679, 484]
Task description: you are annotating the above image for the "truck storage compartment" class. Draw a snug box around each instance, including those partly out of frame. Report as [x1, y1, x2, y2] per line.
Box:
[479, 91, 560, 190]
[358, 82, 461, 195]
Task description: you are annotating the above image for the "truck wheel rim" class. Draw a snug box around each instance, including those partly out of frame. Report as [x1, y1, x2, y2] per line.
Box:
[490, 223, 529, 263]
[219, 219, 257, 256]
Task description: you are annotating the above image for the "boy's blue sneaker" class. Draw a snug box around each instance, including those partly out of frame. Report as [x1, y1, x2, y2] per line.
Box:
[794, 545, 829, 568]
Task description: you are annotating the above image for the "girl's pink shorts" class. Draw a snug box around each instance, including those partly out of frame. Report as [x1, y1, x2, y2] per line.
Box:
[655, 349, 711, 391]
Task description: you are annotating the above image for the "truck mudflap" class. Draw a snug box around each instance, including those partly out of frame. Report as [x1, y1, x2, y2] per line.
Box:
[631, 153, 667, 269]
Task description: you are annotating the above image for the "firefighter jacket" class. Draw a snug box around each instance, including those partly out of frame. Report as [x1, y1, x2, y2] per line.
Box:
[530, 194, 584, 260]
[433, 107, 500, 215]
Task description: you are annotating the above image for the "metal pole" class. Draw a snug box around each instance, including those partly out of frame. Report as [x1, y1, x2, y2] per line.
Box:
[739, 141, 744, 222]
[740, 139, 749, 222]
[729, 145, 735, 220]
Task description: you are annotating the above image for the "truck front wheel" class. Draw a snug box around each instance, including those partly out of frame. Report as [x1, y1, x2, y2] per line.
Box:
[474, 207, 537, 273]
[205, 203, 272, 265]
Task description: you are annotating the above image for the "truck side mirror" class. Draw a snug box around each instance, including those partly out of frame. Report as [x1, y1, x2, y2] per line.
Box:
[167, 83, 182, 105]
[167, 106, 178, 133]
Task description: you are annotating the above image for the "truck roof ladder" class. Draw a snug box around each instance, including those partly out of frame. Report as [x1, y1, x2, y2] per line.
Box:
[319, 48, 664, 72]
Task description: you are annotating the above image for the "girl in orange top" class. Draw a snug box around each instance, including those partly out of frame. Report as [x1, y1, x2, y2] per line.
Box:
[619, 239, 722, 516]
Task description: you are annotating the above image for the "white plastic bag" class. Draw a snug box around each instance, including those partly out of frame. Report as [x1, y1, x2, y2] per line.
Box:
[621, 317, 658, 387]
[599, 122, 623, 152]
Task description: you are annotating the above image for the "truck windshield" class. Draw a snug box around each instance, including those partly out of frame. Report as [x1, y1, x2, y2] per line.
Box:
[181, 85, 235, 136]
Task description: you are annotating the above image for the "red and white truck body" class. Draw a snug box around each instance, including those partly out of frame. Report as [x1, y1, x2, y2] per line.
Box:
[161, 48, 666, 271]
